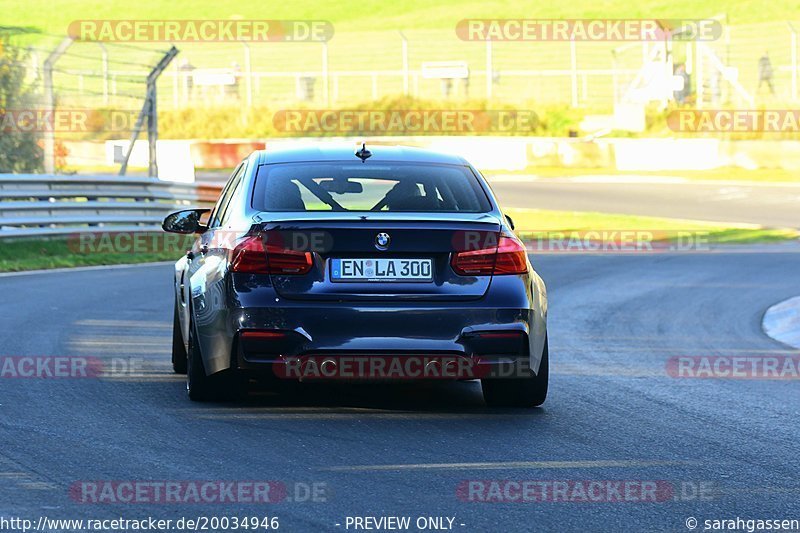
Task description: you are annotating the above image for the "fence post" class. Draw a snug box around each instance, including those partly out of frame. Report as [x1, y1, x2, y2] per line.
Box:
[399, 31, 409, 95]
[570, 39, 578, 107]
[485, 39, 493, 100]
[147, 47, 178, 177]
[43, 37, 74, 174]
[241, 41, 253, 108]
[794, 32, 798, 101]
[172, 56, 179, 109]
[685, 41, 693, 75]
[322, 42, 330, 106]
[119, 46, 179, 177]
[28, 49, 40, 82]
[611, 49, 618, 105]
[663, 34, 672, 108]
[147, 82, 157, 177]
[789, 23, 798, 100]
[97, 43, 109, 105]
[696, 42, 704, 108]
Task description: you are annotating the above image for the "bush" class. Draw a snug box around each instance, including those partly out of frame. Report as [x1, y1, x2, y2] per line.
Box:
[0, 33, 43, 172]
[150, 96, 587, 140]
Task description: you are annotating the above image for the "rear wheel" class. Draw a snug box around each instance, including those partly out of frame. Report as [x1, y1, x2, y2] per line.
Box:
[171, 301, 187, 374]
[482, 336, 549, 408]
[186, 317, 238, 402]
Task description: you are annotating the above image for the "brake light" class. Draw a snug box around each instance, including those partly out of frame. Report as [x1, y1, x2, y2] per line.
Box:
[240, 330, 288, 340]
[230, 236, 267, 273]
[230, 236, 313, 275]
[451, 235, 528, 276]
[494, 236, 529, 274]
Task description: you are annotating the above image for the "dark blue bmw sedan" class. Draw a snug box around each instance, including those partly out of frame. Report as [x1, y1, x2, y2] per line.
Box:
[163, 144, 548, 406]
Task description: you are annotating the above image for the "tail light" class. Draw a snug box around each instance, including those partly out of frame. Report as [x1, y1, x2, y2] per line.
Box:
[230, 235, 313, 275]
[240, 330, 288, 340]
[451, 235, 528, 276]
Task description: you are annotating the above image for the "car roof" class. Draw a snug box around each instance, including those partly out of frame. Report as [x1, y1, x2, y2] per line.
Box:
[254, 144, 469, 166]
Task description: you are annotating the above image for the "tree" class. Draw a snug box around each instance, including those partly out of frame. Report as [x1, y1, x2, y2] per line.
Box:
[0, 33, 43, 173]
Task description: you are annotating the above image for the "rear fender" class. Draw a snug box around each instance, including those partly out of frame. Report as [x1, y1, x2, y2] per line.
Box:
[189, 252, 234, 375]
[528, 270, 548, 374]
[173, 256, 190, 349]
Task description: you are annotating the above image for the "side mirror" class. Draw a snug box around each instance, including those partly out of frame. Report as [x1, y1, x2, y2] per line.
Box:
[162, 209, 210, 234]
[504, 214, 515, 231]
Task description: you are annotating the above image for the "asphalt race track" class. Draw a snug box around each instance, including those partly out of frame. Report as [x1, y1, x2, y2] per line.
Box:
[1, 249, 799, 532]
[488, 177, 800, 228]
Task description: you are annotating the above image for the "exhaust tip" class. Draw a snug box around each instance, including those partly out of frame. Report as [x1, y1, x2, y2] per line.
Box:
[320, 359, 338, 375]
[425, 360, 441, 373]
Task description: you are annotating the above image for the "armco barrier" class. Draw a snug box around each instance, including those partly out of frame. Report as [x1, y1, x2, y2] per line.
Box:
[0, 175, 223, 239]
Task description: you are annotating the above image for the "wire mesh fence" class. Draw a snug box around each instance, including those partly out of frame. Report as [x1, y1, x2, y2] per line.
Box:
[154, 32, 636, 109]
[2, 30, 177, 171]
[150, 21, 799, 110]
[8, 20, 800, 115]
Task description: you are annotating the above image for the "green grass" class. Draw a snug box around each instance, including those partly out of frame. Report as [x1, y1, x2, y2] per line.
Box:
[2, 211, 797, 272]
[0, 233, 189, 272]
[3, 0, 795, 35]
[505, 208, 800, 244]
[493, 167, 800, 183]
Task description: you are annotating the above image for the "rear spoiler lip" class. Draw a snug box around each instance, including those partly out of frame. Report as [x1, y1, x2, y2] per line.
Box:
[251, 212, 504, 231]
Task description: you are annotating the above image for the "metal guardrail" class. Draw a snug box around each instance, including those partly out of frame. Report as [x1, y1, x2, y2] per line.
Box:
[0, 175, 222, 239]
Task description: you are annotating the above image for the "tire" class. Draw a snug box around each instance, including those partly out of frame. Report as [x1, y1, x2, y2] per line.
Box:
[171, 301, 188, 374]
[186, 316, 238, 402]
[482, 335, 549, 408]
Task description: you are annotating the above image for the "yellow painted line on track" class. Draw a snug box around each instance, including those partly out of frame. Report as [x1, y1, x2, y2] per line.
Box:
[0, 472, 30, 479]
[561, 348, 797, 354]
[68, 335, 170, 343]
[68, 345, 170, 354]
[101, 376, 185, 382]
[73, 319, 171, 328]
[19, 481, 58, 490]
[552, 367, 665, 377]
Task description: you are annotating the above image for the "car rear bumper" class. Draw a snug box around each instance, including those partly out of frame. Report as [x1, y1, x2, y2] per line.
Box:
[191, 273, 547, 377]
[230, 303, 538, 379]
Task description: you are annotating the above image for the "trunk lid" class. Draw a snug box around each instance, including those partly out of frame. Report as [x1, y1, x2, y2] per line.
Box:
[258, 212, 502, 302]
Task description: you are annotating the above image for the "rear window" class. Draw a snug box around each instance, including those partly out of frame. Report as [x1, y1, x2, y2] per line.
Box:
[252, 162, 491, 213]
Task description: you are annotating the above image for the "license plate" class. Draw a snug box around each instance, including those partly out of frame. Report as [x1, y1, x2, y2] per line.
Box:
[331, 258, 433, 282]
